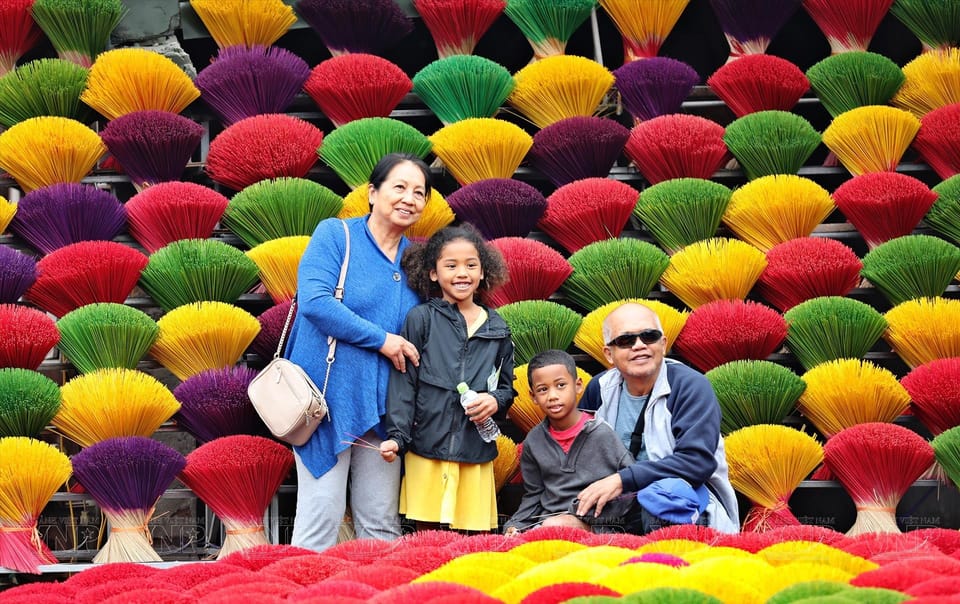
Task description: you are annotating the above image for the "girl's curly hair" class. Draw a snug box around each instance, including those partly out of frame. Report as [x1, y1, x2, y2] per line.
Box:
[402, 223, 508, 302]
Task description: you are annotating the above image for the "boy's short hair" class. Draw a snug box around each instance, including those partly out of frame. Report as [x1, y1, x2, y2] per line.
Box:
[527, 349, 578, 384]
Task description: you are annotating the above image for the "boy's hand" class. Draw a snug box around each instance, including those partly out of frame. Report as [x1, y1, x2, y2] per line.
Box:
[380, 439, 400, 462]
[464, 393, 498, 424]
[503, 526, 519, 537]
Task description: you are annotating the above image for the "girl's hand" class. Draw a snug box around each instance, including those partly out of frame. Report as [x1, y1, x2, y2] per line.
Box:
[464, 393, 498, 424]
[380, 439, 400, 462]
[380, 333, 419, 372]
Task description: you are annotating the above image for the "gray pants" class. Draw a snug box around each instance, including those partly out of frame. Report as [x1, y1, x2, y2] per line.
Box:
[291, 431, 402, 551]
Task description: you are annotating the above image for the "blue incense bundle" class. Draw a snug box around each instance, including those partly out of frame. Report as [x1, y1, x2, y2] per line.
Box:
[613, 56, 699, 122]
[9, 183, 126, 254]
[172, 366, 262, 443]
[445, 178, 547, 239]
[528, 116, 630, 187]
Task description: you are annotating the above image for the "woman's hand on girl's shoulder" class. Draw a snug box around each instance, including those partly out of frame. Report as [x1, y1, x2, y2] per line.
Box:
[381, 333, 420, 372]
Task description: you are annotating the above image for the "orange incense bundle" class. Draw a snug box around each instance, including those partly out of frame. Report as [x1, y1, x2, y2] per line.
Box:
[537, 177, 639, 253]
[598, 0, 690, 62]
[625, 114, 728, 185]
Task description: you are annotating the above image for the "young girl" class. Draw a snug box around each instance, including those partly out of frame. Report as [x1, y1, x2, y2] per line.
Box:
[380, 224, 514, 531]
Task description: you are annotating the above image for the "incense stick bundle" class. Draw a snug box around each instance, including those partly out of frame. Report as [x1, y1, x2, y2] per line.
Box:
[673, 299, 787, 372]
[892, 48, 960, 118]
[412, 54, 514, 125]
[31, 0, 125, 67]
[822, 105, 920, 175]
[802, 0, 895, 54]
[223, 178, 344, 248]
[528, 116, 629, 187]
[561, 238, 670, 312]
[634, 178, 731, 254]
[0, 0, 40, 75]
[10, 183, 125, 254]
[901, 358, 960, 436]
[487, 237, 572, 307]
[707, 0, 802, 60]
[598, 0, 690, 62]
[913, 102, 960, 179]
[297, 0, 413, 56]
[173, 366, 262, 443]
[503, 0, 596, 60]
[614, 56, 699, 122]
[0, 58, 89, 127]
[0, 245, 36, 304]
[100, 110, 204, 191]
[625, 114, 728, 184]
[305, 53, 412, 128]
[430, 118, 532, 185]
[0, 368, 60, 438]
[783, 296, 887, 371]
[884, 297, 960, 369]
[445, 178, 547, 239]
[757, 237, 862, 312]
[56, 303, 158, 373]
[538, 177, 639, 253]
[806, 51, 904, 119]
[722, 112, 821, 181]
[860, 235, 960, 305]
[508, 55, 614, 128]
[414, 0, 506, 58]
[889, 0, 960, 51]
[707, 54, 808, 118]
[0, 304, 59, 371]
[497, 300, 582, 365]
[319, 117, 432, 189]
[246, 236, 310, 304]
[660, 238, 768, 309]
[706, 361, 805, 434]
[0, 116, 104, 192]
[928, 175, 960, 246]
[832, 172, 937, 249]
[125, 182, 230, 254]
[189, 0, 296, 48]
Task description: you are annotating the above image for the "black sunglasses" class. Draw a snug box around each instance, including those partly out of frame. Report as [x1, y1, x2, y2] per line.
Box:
[607, 329, 664, 349]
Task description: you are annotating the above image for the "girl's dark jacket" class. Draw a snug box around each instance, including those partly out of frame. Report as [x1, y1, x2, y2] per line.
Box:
[385, 297, 515, 463]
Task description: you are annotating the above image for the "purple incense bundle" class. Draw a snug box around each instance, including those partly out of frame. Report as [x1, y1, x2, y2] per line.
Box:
[445, 178, 548, 240]
[296, 0, 413, 56]
[99, 110, 204, 191]
[172, 366, 262, 443]
[0, 245, 37, 304]
[708, 0, 802, 60]
[251, 299, 293, 361]
[9, 183, 126, 254]
[196, 45, 310, 126]
[613, 57, 700, 123]
[528, 117, 630, 188]
[71, 436, 186, 563]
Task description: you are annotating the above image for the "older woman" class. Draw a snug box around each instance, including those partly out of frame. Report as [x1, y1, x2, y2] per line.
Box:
[287, 153, 432, 550]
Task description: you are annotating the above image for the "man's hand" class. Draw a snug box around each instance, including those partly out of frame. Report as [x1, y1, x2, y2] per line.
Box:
[576, 473, 623, 517]
[503, 526, 519, 537]
[379, 439, 400, 463]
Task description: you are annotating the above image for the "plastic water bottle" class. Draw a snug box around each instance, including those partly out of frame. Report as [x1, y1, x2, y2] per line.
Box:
[457, 382, 500, 442]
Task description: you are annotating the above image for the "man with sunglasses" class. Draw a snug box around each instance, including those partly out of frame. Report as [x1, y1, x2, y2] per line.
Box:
[574, 303, 740, 534]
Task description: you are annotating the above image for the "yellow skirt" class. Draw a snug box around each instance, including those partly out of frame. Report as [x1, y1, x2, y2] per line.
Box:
[400, 452, 498, 531]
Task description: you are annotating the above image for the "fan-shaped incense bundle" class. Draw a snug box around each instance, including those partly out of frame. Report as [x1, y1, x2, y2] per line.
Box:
[0, 116, 104, 192]
[151, 301, 260, 380]
[723, 175, 834, 251]
[832, 172, 937, 249]
[625, 114, 728, 185]
[798, 359, 910, 438]
[494, 433, 520, 492]
[503, 0, 596, 60]
[488, 237, 572, 307]
[319, 117, 431, 189]
[445, 178, 546, 239]
[246, 235, 310, 304]
[24, 241, 147, 318]
[661, 238, 767, 309]
[723, 113, 821, 181]
[561, 238, 670, 312]
[707, 54, 808, 118]
[928, 175, 960, 245]
[784, 296, 887, 371]
[725, 425, 822, 532]
[72, 436, 186, 563]
[9, 183, 125, 254]
[757, 237, 862, 312]
[297, 0, 413, 56]
[189, 0, 296, 48]
[508, 55, 614, 129]
[179, 435, 293, 558]
[305, 54, 412, 128]
[0, 58, 89, 127]
[634, 178, 731, 254]
[902, 358, 960, 436]
[497, 300, 582, 365]
[892, 48, 960, 118]
[223, 178, 343, 248]
[822, 105, 919, 175]
[673, 299, 787, 372]
[195, 45, 309, 126]
[806, 52, 904, 119]
[825, 422, 933, 536]
[0, 304, 58, 370]
[612, 56, 698, 123]
[935, 428, 960, 529]
[31, 0, 125, 67]
[56, 303, 158, 373]
[884, 297, 960, 368]
[861, 235, 960, 305]
[125, 182, 230, 254]
[173, 366, 261, 443]
[707, 0, 801, 60]
[250, 301, 291, 363]
[430, 117, 532, 185]
[913, 102, 960, 179]
[538, 177, 639, 253]
[598, 0, 690, 62]
[528, 116, 629, 187]
[574, 298, 687, 367]
[707, 360, 804, 434]
[54, 368, 180, 446]
[140, 239, 260, 312]
[0, 245, 36, 304]
[0, 196, 13, 233]
[802, 0, 894, 53]
[100, 110, 203, 190]
[412, 55, 514, 125]
[510, 363, 591, 433]
[415, 0, 505, 57]
[0, 437, 71, 573]
[0, 0, 40, 75]
[0, 368, 60, 438]
[206, 114, 323, 191]
[890, 0, 960, 51]
[81, 48, 199, 120]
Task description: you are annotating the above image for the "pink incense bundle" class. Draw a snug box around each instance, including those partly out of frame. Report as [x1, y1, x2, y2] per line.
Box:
[488, 238, 572, 307]
[124, 181, 230, 253]
[528, 116, 630, 187]
[673, 299, 787, 372]
[303, 54, 412, 128]
[0, 303, 59, 370]
[707, 54, 809, 118]
[913, 102, 960, 179]
[537, 177, 640, 253]
[756, 237, 863, 311]
[625, 114, 728, 184]
[901, 358, 960, 436]
[832, 172, 938, 249]
[445, 178, 547, 239]
[100, 110, 204, 191]
[824, 422, 934, 536]
[179, 435, 293, 559]
[206, 114, 323, 191]
[0, 0, 40, 75]
[414, 0, 505, 58]
[802, 0, 894, 54]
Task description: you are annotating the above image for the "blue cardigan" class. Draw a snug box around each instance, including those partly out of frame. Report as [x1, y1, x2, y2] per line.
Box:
[287, 216, 420, 477]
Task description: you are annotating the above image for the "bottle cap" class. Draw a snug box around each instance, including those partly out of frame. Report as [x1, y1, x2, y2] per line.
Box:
[456, 382, 468, 394]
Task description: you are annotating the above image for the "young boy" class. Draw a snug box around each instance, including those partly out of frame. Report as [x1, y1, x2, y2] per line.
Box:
[504, 349, 633, 535]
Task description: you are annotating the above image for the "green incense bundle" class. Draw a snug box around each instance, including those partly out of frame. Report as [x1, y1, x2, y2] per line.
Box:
[497, 300, 582, 365]
[633, 178, 732, 254]
[860, 234, 960, 305]
[223, 178, 344, 248]
[31, 0, 126, 67]
[0, 58, 89, 127]
[0, 368, 61, 437]
[928, 175, 960, 245]
[503, 0, 597, 59]
[723, 111, 821, 180]
[783, 296, 888, 370]
[318, 117, 432, 189]
[413, 55, 515, 126]
[56, 303, 158, 373]
[890, 0, 960, 50]
[561, 238, 670, 312]
[806, 51, 905, 118]
[706, 360, 805, 435]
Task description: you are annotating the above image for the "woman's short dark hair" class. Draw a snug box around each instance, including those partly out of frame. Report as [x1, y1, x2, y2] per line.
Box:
[369, 153, 433, 197]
